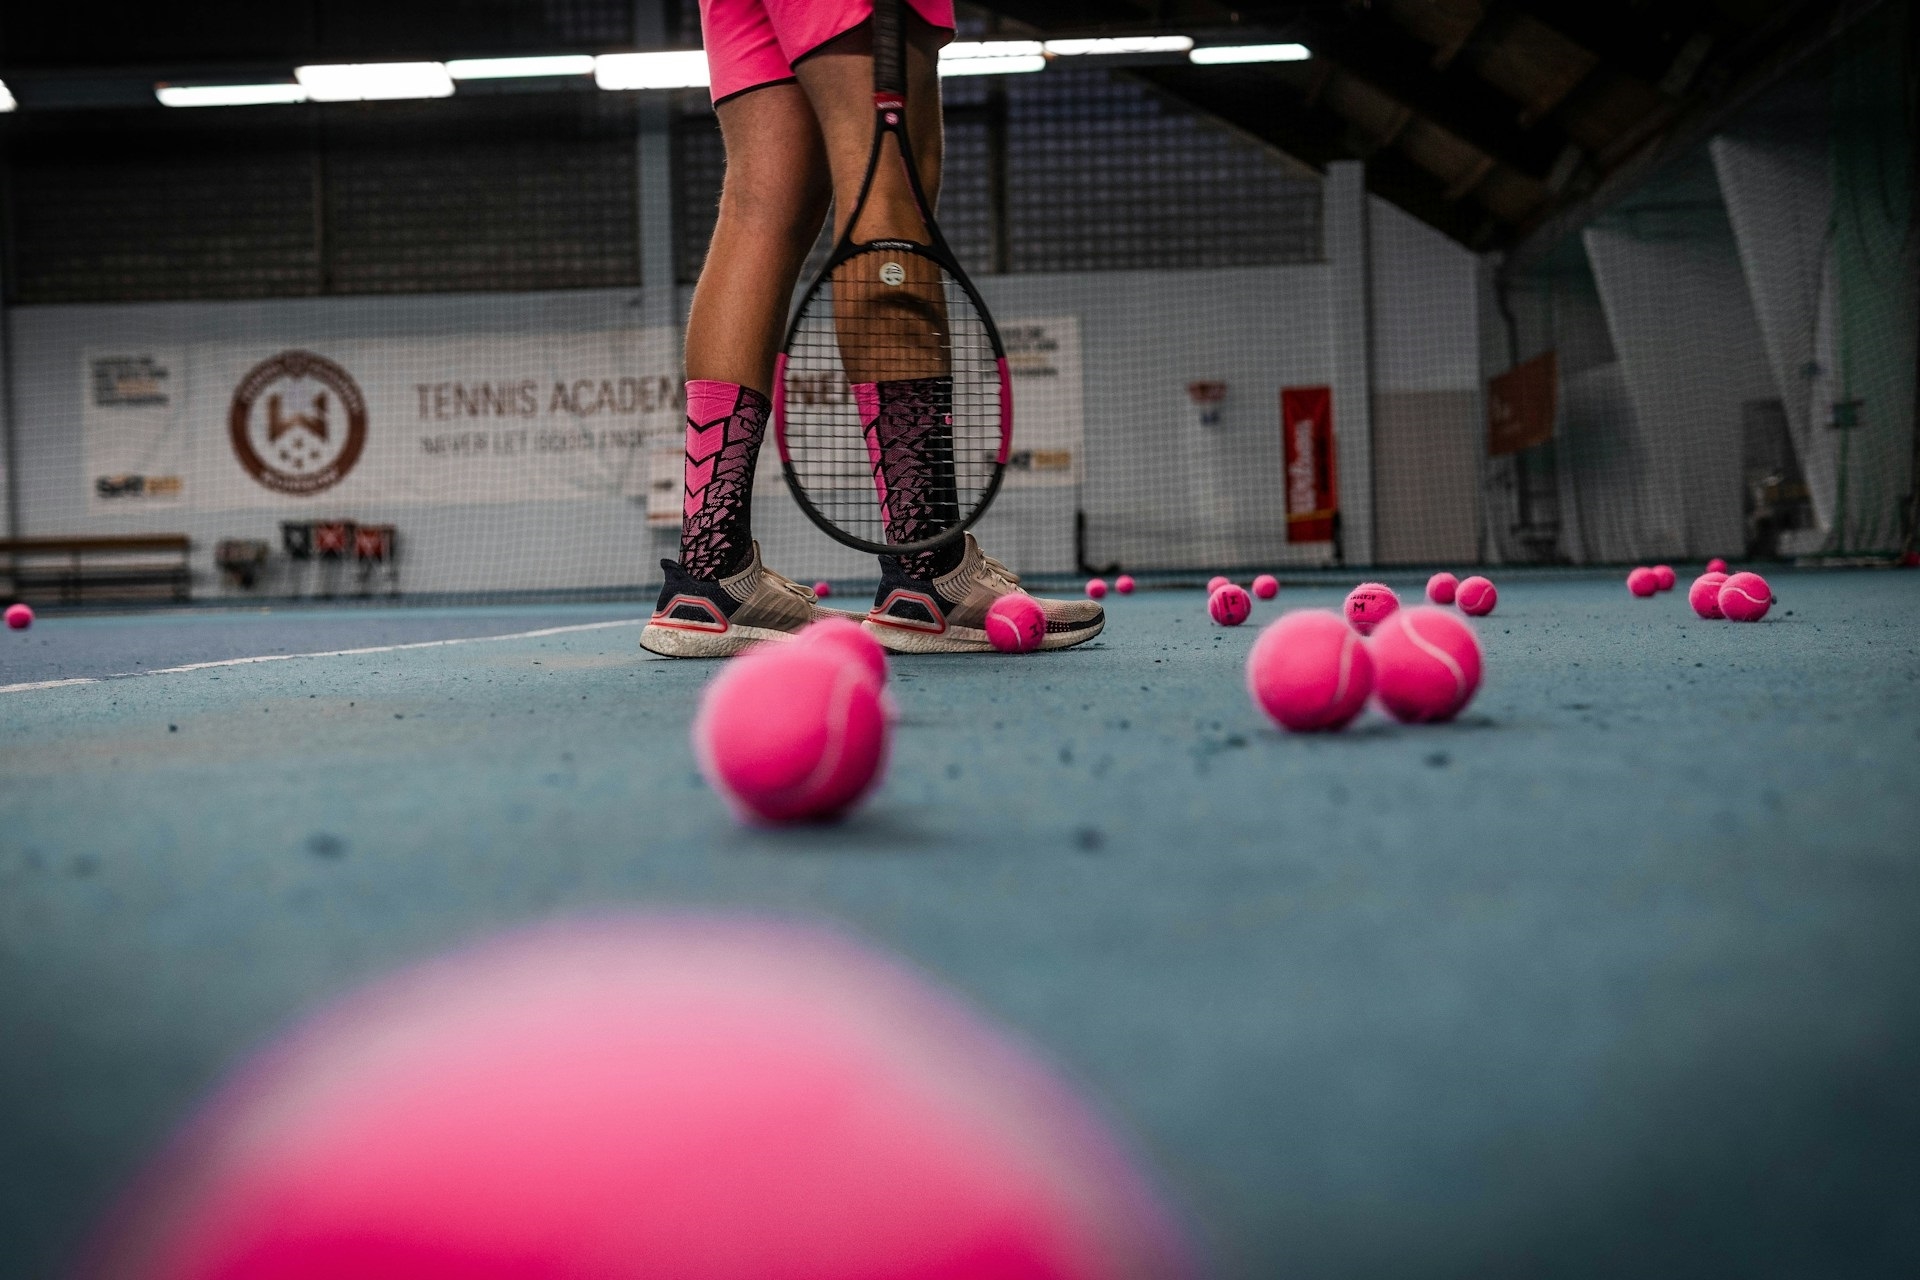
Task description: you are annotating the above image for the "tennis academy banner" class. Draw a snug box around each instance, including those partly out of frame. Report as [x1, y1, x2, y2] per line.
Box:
[1281, 385, 1337, 543]
[84, 329, 681, 513]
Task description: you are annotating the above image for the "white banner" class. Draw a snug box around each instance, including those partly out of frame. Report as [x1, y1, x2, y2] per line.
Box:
[1002, 315, 1083, 489]
[81, 315, 1079, 514]
[85, 329, 681, 512]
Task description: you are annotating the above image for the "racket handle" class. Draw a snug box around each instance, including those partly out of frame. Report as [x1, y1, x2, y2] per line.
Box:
[872, 0, 905, 97]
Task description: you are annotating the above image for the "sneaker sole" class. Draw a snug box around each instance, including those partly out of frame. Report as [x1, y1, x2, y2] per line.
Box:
[862, 614, 1104, 654]
[638, 622, 799, 659]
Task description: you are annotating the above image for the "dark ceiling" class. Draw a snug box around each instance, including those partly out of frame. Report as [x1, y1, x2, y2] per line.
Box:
[966, 0, 1883, 256]
[0, 0, 1888, 262]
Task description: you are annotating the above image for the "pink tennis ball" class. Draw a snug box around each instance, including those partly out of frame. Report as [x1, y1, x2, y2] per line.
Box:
[1707, 557, 1729, 575]
[1205, 576, 1230, 594]
[1246, 609, 1373, 731]
[1627, 567, 1659, 597]
[1343, 582, 1400, 635]
[84, 916, 1191, 1280]
[792, 616, 888, 692]
[692, 646, 888, 823]
[985, 594, 1047, 653]
[4, 603, 31, 631]
[1251, 574, 1278, 600]
[1208, 583, 1251, 626]
[811, 580, 832, 599]
[1652, 564, 1676, 591]
[1084, 578, 1108, 599]
[1114, 574, 1135, 595]
[1689, 572, 1729, 619]
[1718, 571, 1772, 622]
[1456, 576, 1497, 616]
[1368, 606, 1483, 723]
[1425, 573, 1458, 605]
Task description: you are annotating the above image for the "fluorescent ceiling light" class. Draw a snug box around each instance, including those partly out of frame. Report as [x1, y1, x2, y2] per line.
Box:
[939, 55, 1046, 76]
[156, 82, 309, 108]
[594, 51, 708, 90]
[1043, 36, 1193, 56]
[446, 55, 596, 80]
[295, 62, 455, 102]
[939, 41, 1046, 76]
[1189, 42, 1311, 65]
[943, 41, 1044, 59]
[0, 80, 15, 113]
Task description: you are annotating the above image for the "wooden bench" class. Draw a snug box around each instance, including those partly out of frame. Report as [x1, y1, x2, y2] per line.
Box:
[0, 535, 192, 603]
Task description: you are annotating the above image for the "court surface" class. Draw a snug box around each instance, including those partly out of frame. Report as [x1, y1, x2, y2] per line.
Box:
[3, 569, 1918, 1278]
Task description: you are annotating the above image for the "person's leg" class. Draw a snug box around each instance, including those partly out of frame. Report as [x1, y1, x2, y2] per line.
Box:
[794, 17, 963, 577]
[792, 16, 945, 246]
[677, 83, 830, 580]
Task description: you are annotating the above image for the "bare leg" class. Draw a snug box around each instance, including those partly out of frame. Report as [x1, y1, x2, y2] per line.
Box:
[684, 83, 831, 393]
[793, 17, 946, 244]
[796, 18, 962, 573]
[676, 83, 829, 578]
[797, 17, 949, 386]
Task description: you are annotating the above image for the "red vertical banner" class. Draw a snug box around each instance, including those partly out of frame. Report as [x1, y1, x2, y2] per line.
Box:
[1281, 386, 1337, 543]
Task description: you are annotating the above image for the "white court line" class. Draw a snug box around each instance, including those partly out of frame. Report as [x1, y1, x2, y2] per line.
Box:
[0, 618, 646, 696]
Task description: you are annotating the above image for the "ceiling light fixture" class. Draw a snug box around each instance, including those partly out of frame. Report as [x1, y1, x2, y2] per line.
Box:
[446, 55, 596, 80]
[1043, 36, 1193, 56]
[294, 62, 455, 102]
[156, 82, 311, 108]
[593, 51, 709, 90]
[1188, 43, 1311, 65]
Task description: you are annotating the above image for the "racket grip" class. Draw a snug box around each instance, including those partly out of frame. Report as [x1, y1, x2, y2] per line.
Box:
[872, 0, 905, 97]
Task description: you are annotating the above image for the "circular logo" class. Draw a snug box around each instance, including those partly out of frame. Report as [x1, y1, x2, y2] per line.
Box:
[228, 351, 368, 496]
[879, 261, 906, 287]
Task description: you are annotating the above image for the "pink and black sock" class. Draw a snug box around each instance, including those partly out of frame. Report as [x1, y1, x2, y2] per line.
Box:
[679, 380, 768, 580]
[857, 374, 963, 580]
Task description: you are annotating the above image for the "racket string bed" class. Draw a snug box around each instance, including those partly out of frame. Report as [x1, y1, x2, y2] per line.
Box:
[781, 248, 1003, 551]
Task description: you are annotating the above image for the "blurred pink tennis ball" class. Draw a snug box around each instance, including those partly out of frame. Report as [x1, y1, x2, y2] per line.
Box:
[4, 603, 31, 631]
[1706, 557, 1729, 574]
[1245, 609, 1373, 732]
[692, 646, 888, 823]
[1689, 572, 1729, 619]
[1208, 584, 1251, 627]
[811, 581, 832, 599]
[1718, 571, 1772, 622]
[1368, 606, 1483, 723]
[84, 917, 1191, 1280]
[1205, 576, 1229, 594]
[1084, 578, 1108, 600]
[985, 594, 1047, 653]
[1250, 574, 1278, 600]
[1342, 582, 1399, 636]
[1425, 572, 1457, 605]
[1652, 564, 1676, 591]
[1456, 576, 1497, 616]
[792, 617, 888, 693]
[1114, 574, 1135, 595]
[1627, 567, 1659, 597]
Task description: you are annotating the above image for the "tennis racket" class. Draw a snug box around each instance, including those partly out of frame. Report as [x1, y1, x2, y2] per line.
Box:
[772, 0, 1010, 558]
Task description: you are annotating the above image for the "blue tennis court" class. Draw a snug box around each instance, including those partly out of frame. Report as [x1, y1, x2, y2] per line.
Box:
[5, 569, 1916, 1277]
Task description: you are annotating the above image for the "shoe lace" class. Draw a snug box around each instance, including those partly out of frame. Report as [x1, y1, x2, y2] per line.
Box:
[761, 567, 819, 605]
[976, 552, 1021, 594]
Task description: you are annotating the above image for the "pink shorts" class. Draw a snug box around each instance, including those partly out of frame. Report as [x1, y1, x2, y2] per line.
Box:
[699, 0, 955, 105]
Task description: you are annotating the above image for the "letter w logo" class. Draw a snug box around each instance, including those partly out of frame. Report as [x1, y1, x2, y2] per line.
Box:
[268, 391, 329, 443]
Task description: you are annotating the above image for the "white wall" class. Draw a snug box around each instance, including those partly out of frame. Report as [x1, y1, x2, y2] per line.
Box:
[1368, 197, 1481, 565]
[1, 168, 1499, 594]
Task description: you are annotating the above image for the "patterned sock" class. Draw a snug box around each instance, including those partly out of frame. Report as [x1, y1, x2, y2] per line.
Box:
[679, 380, 768, 580]
[858, 374, 964, 580]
